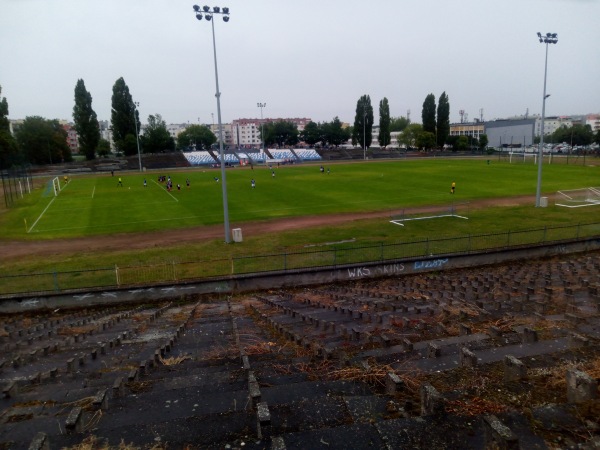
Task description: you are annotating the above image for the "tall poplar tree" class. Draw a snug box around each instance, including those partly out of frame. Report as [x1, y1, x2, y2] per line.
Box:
[422, 93, 436, 136]
[110, 77, 140, 155]
[436, 91, 450, 148]
[0, 85, 20, 169]
[73, 79, 100, 160]
[353, 95, 373, 151]
[378, 97, 391, 148]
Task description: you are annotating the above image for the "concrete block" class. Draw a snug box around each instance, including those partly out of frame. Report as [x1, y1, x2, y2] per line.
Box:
[420, 383, 445, 416]
[427, 343, 441, 358]
[385, 372, 404, 395]
[92, 389, 108, 410]
[483, 415, 519, 449]
[65, 407, 83, 433]
[503, 355, 527, 383]
[28, 432, 49, 450]
[567, 369, 598, 404]
[459, 347, 477, 367]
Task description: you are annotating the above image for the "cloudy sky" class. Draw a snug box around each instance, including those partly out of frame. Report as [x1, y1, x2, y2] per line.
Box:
[1, 0, 599, 127]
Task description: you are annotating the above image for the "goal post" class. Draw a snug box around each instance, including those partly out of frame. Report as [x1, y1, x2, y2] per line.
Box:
[555, 187, 600, 208]
[390, 202, 470, 227]
[51, 177, 61, 197]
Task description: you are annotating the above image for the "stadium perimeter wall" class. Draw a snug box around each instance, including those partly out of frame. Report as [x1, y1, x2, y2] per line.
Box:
[1, 237, 599, 314]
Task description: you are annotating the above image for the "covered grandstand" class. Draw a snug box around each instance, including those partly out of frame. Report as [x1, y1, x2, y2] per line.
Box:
[183, 148, 321, 166]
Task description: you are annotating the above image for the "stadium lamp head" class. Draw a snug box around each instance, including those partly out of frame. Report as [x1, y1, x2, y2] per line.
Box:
[222, 7, 229, 13]
[193, 5, 200, 11]
[203, 5, 210, 12]
[223, 15, 229, 22]
[213, 6, 220, 12]
[196, 13, 203, 20]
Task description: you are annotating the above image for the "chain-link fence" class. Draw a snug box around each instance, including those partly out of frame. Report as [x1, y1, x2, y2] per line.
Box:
[1, 221, 599, 297]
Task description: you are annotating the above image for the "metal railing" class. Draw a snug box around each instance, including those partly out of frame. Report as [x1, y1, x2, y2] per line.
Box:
[1, 222, 599, 297]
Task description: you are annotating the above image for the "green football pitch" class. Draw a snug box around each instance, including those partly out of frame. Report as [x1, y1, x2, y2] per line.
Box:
[3, 158, 599, 240]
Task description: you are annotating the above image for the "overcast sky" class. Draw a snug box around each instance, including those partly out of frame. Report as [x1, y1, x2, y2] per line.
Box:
[1, 0, 599, 127]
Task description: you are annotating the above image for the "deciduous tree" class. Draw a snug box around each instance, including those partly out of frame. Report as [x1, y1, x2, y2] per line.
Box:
[378, 98, 391, 148]
[321, 117, 350, 147]
[97, 138, 112, 157]
[262, 121, 299, 147]
[0, 85, 21, 169]
[141, 114, 175, 153]
[177, 125, 216, 151]
[73, 79, 100, 160]
[300, 121, 322, 146]
[0, 85, 9, 133]
[397, 123, 423, 149]
[389, 116, 409, 132]
[478, 134, 489, 150]
[15, 116, 72, 164]
[552, 124, 593, 147]
[416, 131, 436, 150]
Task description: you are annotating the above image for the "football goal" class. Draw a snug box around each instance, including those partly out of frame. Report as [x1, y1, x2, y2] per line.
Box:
[390, 202, 470, 227]
[51, 177, 62, 197]
[555, 187, 600, 208]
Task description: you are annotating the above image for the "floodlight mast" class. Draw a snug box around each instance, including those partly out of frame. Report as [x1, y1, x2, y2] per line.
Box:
[132, 101, 142, 172]
[193, 5, 231, 243]
[535, 32, 558, 208]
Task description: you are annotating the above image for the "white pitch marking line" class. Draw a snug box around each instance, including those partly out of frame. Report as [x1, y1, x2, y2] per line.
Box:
[151, 179, 178, 202]
[27, 197, 56, 233]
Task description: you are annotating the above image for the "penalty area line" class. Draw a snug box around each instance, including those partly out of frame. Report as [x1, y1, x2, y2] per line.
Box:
[28, 196, 56, 233]
[151, 179, 178, 202]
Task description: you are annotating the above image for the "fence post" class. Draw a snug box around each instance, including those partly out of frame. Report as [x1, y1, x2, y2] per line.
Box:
[115, 265, 120, 286]
[230, 257, 234, 276]
[507, 231, 511, 248]
[172, 261, 176, 281]
[284, 253, 287, 271]
[53, 272, 59, 292]
[577, 223, 580, 239]
[543, 226, 547, 243]
[468, 235, 471, 252]
[333, 248, 337, 266]
[425, 238, 429, 256]
[380, 242, 384, 261]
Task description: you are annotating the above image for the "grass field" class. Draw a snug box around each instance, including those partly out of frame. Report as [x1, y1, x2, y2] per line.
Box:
[1, 157, 600, 280]
[2, 158, 600, 240]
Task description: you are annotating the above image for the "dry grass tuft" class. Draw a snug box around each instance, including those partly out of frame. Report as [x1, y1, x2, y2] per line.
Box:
[57, 325, 96, 336]
[446, 397, 507, 416]
[61, 435, 168, 450]
[159, 355, 191, 366]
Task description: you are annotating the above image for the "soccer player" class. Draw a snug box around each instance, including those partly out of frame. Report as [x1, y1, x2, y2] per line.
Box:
[118, 177, 123, 187]
[451, 181, 456, 194]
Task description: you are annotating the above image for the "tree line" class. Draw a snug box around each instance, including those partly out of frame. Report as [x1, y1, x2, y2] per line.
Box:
[2, 80, 600, 169]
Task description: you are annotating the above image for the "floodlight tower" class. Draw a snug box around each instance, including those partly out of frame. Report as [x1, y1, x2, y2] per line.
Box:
[193, 4, 231, 243]
[132, 101, 142, 172]
[535, 32, 558, 208]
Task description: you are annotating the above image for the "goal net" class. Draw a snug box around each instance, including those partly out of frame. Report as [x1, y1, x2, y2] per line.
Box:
[555, 187, 600, 208]
[390, 202, 470, 227]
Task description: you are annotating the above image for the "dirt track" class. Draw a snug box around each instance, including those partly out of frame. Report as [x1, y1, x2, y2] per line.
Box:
[1, 195, 536, 259]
